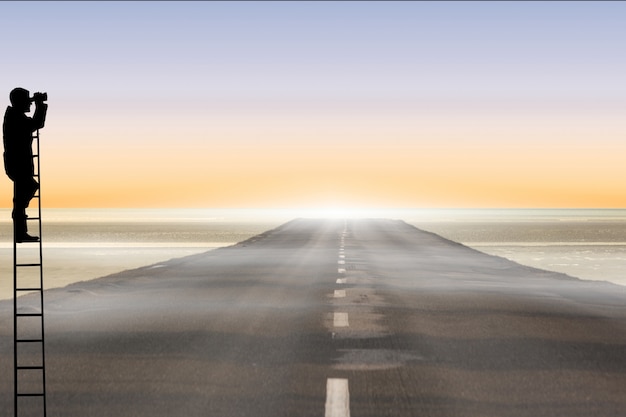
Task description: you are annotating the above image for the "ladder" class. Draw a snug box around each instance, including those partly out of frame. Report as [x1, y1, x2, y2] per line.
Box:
[13, 128, 47, 417]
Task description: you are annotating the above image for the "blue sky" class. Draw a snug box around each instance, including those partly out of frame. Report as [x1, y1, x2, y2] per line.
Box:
[5, 1, 625, 99]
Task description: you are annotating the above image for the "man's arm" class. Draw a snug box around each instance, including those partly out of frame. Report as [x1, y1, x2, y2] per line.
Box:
[31, 101, 47, 131]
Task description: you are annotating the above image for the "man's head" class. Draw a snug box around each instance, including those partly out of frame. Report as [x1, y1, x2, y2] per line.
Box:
[9, 88, 31, 113]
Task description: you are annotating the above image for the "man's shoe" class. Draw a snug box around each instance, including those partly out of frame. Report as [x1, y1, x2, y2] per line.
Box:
[16, 233, 39, 243]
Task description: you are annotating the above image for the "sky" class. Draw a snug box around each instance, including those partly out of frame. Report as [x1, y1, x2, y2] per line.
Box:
[0, 1, 625, 209]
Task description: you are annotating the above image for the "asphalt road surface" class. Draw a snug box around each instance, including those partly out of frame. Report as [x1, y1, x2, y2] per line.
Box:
[1, 219, 626, 416]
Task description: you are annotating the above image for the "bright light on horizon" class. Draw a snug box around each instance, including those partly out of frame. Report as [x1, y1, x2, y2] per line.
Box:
[295, 207, 396, 219]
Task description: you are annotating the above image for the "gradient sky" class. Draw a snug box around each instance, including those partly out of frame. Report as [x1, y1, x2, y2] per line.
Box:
[1, 1, 625, 208]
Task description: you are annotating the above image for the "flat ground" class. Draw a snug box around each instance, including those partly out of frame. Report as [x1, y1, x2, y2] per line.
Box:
[1, 219, 626, 416]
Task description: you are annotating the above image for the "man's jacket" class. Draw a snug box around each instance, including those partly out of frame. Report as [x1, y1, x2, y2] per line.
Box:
[3, 104, 47, 180]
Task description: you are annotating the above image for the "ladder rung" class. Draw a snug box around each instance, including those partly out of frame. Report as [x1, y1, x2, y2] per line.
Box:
[16, 313, 42, 317]
[26, 217, 41, 221]
[17, 393, 45, 397]
[16, 339, 43, 343]
[16, 288, 42, 291]
[16, 263, 41, 267]
[17, 366, 44, 370]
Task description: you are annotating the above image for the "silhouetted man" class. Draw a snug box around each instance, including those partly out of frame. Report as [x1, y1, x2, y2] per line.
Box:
[3, 87, 47, 242]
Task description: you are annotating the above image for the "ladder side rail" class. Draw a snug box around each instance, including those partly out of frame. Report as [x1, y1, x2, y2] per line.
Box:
[12, 181, 17, 417]
[34, 128, 47, 417]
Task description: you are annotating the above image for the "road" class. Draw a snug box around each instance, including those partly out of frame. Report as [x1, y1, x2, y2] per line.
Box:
[1, 218, 626, 416]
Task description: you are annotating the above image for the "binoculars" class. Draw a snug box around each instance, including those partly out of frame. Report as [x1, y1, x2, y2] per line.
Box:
[31, 92, 47, 103]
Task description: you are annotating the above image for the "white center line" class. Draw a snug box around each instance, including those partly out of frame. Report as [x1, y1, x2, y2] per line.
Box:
[334, 289, 346, 298]
[334, 312, 349, 327]
[338, 268, 346, 274]
[325, 378, 350, 417]
[336, 278, 347, 284]
[338, 260, 345, 265]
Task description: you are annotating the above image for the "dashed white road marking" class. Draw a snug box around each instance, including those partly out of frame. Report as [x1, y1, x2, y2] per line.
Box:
[339, 254, 345, 258]
[338, 268, 346, 274]
[334, 312, 349, 327]
[336, 278, 347, 284]
[325, 378, 350, 417]
[334, 289, 346, 298]
[338, 260, 345, 265]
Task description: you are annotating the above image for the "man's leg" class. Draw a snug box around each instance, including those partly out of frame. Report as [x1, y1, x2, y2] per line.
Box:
[13, 178, 39, 242]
